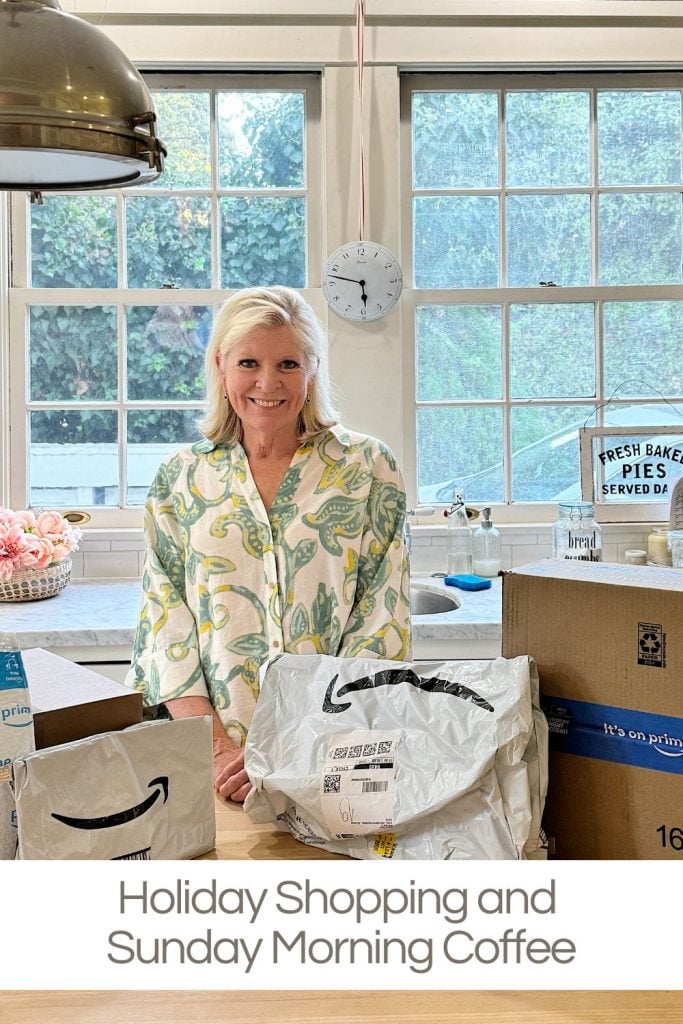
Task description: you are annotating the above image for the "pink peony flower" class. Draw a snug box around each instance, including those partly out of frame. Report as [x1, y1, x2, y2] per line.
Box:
[0, 524, 41, 579]
[9, 509, 37, 530]
[30, 536, 55, 570]
[36, 510, 66, 537]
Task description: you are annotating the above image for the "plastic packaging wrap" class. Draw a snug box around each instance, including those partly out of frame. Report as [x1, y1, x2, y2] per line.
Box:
[13, 717, 215, 860]
[245, 654, 548, 860]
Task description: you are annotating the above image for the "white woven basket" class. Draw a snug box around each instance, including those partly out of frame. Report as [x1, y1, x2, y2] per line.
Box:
[0, 557, 72, 603]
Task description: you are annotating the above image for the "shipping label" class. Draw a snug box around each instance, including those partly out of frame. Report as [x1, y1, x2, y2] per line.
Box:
[320, 729, 401, 839]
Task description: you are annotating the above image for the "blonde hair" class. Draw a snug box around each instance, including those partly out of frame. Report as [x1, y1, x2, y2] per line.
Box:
[199, 287, 338, 445]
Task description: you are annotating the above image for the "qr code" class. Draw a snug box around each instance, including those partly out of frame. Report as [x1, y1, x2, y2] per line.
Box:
[377, 740, 392, 754]
[323, 774, 341, 794]
[348, 744, 362, 757]
[333, 746, 348, 759]
[362, 743, 377, 756]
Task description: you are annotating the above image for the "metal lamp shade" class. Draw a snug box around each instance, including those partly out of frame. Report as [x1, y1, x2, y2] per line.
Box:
[0, 0, 166, 190]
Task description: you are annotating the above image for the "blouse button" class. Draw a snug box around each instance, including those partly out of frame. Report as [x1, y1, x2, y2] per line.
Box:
[272, 640, 280, 649]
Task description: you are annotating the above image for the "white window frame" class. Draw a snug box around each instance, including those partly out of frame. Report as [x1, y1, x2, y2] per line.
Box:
[7, 72, 322, 528]
[401, 70, 683, 523]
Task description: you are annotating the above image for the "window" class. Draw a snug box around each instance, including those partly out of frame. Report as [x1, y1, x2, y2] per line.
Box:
[404, 73, 683, 519]
[8, 73, 320, 525]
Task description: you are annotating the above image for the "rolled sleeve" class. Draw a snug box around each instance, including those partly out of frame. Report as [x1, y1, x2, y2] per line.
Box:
[337, 444, 412, 661]
[126, 460, 208, 707]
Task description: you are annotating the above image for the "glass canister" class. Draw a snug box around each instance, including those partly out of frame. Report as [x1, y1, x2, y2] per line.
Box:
[647, 526, 672, 567]
[552, 502, 602, 562]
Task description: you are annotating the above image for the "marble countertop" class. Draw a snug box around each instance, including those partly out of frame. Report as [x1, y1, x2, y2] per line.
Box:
[0, 574, 502, 658]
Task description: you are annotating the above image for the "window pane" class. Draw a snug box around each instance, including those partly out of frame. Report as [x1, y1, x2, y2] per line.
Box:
[29, 306, 117, 402]
[506, 91, 590, 187]
[417, 407, 504, 504]
[414, 196, 498, 288]
[29, 410, 118, 507]
[218, 91, 304, 189]
[510, 304, 595, 399]
[127, 410, 202, 506]
[220, 196, 305, 287]
[416, 305, 501, 400]
[511, 404, 595, 502]
[126, 196, 212, 289]
[148, 90, 211, 190]
[412, 92, 498, 188]
[126, 305, 210, 401]
[31, 195, 117, 288]
[598, 90, 682, 186]
[599, 193, 682, 285]
[507, 194, 591, 287]
[603, 301, 683, 396]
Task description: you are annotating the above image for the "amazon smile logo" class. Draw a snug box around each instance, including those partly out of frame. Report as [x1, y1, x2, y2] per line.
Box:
[322, 668, 495, 714]
[1, 703, 32, 727]
[51, 776, 169, 831]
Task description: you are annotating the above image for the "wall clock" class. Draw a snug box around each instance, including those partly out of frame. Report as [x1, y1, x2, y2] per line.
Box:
[322, 241, 403, 322]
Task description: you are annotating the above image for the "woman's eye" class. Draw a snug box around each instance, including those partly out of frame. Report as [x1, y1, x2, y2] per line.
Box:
[281, 360, 299, 370]
[237, 358, 257, 368]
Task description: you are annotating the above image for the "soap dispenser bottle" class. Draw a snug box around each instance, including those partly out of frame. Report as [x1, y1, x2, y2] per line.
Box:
[445, 491, 473, 574]
[472, 506, 502, 577]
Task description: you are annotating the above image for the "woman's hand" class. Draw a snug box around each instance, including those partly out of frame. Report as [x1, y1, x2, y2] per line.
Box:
[213, 738, 252, 803]
[165, 694, 252, 803]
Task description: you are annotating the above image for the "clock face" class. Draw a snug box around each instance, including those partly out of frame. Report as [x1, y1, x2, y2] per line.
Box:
[322, 241, 403, 322]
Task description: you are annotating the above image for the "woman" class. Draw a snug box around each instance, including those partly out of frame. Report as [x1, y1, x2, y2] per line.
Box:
[128, 286, 411, 804]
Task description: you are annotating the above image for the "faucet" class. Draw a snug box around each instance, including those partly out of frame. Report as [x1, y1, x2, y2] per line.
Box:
[404, 506, 436, 560]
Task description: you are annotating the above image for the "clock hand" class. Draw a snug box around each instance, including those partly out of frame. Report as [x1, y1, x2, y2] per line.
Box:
[328, 274, 366, 287]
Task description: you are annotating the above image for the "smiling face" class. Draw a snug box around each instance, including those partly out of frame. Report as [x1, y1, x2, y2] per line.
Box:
[217, 324, 315, 448]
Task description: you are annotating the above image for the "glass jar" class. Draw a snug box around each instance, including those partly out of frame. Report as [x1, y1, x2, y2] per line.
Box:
[647, 526, 672, 567]
[668, 530, 683, 569]
[552, 502, 602, 562]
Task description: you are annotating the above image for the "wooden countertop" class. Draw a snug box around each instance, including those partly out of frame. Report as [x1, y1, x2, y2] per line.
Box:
[202, 797, 344, 860]
[1, 990, 677, 1024]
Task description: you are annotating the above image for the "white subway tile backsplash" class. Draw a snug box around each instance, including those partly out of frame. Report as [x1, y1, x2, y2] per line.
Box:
[80, 539, 112, 552]
[111, 538, 145, 551]
[511, 544, 551, 567]
[83, 551, 139, 578]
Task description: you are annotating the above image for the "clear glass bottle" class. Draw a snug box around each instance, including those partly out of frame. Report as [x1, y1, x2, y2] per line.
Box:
[472, 506, 502, 577]
[647, 526, 672, 567]
[552, 501, 602, 562]
[445, 491, 473, 574]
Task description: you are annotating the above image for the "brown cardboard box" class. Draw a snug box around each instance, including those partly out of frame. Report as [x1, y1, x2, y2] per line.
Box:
[502, 559, 683, 859]
[22, 649, 142, 750]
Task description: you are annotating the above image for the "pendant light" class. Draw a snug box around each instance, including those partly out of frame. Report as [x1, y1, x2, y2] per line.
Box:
[0, 0, 166, 192]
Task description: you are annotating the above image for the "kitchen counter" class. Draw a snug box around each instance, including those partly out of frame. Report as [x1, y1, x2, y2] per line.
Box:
[0, 575, 502, 662]
[3, 990, 676, 1024]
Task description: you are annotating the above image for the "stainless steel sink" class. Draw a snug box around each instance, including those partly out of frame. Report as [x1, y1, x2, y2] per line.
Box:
[409, 583, 460, 616]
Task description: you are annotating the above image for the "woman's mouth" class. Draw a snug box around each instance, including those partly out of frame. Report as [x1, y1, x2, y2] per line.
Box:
[249, 398, 285, 408]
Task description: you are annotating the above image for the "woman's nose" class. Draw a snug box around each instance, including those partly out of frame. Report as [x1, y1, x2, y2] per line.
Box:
[256, 364, 281, 390]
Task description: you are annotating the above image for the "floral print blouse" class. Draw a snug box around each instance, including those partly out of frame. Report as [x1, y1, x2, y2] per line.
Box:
[127, 424, 412, 746]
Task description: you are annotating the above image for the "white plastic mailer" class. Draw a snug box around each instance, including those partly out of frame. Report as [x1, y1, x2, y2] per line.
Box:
[13, 717, 215, 860]
[245, 655, 548, 860]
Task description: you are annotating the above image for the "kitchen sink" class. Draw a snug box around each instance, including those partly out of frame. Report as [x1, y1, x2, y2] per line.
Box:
[409, 583, 460, 616]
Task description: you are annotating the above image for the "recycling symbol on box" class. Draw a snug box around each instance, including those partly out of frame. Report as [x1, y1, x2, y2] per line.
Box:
[639, 632, 661, 655]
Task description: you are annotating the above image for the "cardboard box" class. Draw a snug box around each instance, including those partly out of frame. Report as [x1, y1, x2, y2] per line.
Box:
[22, 648, 142, 749]
[502, 559, 683, 859]
[1, 650, 35, 859]
[13, 717, 215, 860]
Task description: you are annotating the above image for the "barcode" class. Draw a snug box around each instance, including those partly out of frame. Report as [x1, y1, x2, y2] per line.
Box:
[113, 847, 151, 860]
[361, 780, 389, 793]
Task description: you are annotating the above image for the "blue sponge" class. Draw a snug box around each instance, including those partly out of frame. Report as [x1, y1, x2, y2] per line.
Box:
[444, 574, 492, 591]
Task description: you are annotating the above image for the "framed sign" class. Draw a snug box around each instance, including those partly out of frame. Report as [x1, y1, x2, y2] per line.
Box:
[579, 426, 683, 522]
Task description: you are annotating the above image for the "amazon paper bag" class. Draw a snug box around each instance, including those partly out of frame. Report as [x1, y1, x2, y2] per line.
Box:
[13, 717, 215, 860]
[1, 650, 35, 860]
[245, 653, 548, 860]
